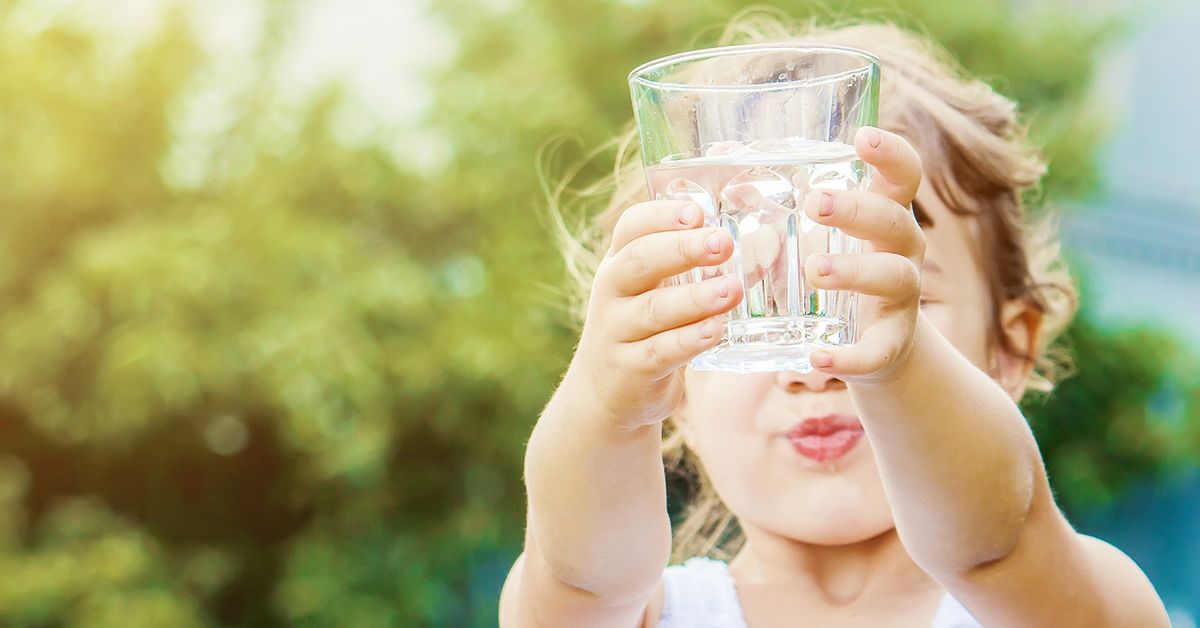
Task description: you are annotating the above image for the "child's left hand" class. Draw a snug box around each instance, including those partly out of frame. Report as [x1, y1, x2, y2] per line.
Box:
[803, 126, 925, 383]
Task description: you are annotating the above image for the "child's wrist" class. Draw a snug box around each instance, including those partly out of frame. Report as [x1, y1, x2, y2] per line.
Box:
[554, 364, 659, 436]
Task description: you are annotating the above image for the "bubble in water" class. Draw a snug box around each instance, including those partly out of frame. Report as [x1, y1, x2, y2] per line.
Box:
[778, 73, 788, 81]
[660, 177, 716, 221]
[785, 61, 796, 72]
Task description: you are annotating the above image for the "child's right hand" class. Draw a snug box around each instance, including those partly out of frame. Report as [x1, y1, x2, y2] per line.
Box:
[564, 200, 741, 430]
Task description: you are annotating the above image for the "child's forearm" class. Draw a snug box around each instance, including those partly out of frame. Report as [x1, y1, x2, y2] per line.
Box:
[849, 315, 1042, 578]
[522, 369, 672, 600]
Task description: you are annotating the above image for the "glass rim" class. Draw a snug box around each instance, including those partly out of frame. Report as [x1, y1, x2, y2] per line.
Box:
[628, 43, 880, 93]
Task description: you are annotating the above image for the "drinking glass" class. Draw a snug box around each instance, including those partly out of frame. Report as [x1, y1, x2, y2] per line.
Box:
[629, 44, 879, 373]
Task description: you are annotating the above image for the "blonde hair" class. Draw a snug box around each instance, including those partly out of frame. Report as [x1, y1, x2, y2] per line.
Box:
[548, 11, 1078, 562]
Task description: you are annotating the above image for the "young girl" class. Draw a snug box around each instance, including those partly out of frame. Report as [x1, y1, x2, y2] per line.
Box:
[499, 19, 1170, 628]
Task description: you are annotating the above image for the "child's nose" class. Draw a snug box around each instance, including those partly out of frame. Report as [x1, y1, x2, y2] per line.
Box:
[775, 368, 845, 392]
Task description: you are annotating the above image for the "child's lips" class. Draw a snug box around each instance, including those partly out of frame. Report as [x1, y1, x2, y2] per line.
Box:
[784, 414, 864, 462]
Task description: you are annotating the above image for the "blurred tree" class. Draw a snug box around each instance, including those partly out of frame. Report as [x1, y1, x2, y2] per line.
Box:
[0, 0, 1193, 627]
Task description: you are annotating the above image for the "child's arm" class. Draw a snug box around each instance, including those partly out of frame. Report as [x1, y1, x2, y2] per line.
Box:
[806, 127, 1169, 626]
[852, 316, 1167, 627]
[499, 201, 741, 628]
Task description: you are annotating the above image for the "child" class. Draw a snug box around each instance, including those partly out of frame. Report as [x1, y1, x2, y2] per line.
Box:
[499, 18, 1170, 628]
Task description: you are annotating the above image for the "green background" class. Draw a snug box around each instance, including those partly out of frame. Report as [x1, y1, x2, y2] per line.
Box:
[0, 0, 1195, 625]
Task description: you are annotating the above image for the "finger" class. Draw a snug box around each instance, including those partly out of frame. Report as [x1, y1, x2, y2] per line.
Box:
[608, 200, 704, 256]
[603, 227, 733, 296]
[805, 252, 920, 304]
[802, 189, 923, 256]
[810, 317, 912, 378]
[620, 275, 743, 342]
[623, 317, 723, 376]
[855, 127, 922, 206]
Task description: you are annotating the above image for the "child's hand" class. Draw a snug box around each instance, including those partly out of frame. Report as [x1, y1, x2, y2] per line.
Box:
[803, 127, 925, 382]
[567, 200, 741, 429]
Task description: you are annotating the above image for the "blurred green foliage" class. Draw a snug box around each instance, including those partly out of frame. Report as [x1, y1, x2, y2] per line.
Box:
[0, 0, 1194, 626]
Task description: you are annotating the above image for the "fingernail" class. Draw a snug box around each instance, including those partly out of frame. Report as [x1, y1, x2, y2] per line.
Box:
[819, 192, 835, 217]
[679, 204, 699, 225]
[811, 351, 833, 368]
[815, 255, 833, 276]
[699, 319, 717, 339]
[705, 231, 721, 254]
[865, 127, 882, 148]
[713, 276, 729, 298]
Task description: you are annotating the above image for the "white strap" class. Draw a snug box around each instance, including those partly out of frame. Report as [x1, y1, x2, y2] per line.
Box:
[931, 591, 982, 628]
[659, 556, 980, 628]
[659, 558, 748, 628]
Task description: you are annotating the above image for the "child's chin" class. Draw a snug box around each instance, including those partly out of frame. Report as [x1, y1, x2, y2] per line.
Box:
[748, 494, 895, 546]
[780, 516, 895, 546]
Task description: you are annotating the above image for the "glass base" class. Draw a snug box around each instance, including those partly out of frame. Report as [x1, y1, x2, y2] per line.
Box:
[690, 316, 849, 374]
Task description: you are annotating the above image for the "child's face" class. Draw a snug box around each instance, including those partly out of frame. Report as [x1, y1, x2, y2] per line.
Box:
[678, 180, 1021, 546]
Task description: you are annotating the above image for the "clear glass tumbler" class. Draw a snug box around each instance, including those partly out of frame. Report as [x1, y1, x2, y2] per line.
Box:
[629, 44, 880, 373]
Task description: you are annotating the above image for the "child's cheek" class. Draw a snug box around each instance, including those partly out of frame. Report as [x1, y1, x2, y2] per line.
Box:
[922, 303, 953, 334]
[924, 301, 991, 368]
[685, 373, 774, 436]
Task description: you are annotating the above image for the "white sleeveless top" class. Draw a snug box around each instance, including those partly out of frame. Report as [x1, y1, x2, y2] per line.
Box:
[659, 558, 981, 628]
